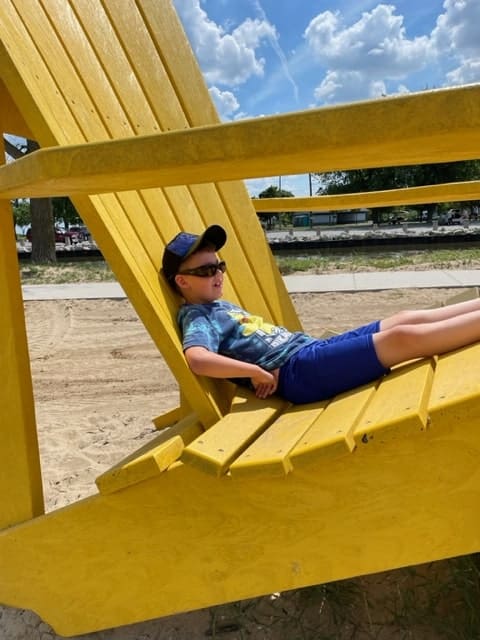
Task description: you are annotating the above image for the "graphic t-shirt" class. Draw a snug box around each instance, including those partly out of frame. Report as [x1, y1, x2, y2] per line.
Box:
[178, 300, 314, 370]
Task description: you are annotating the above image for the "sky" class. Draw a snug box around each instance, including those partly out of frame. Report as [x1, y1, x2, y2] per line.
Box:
[172, 0, 480, 197]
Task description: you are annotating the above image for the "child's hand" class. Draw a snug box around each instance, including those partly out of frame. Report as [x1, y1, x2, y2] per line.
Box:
[251, 368, 279, 398]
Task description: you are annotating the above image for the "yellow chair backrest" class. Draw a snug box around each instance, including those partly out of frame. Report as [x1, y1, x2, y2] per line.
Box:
[0, 0, 300, 427]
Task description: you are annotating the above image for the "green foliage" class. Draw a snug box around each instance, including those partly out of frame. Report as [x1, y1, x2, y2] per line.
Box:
[19, 247, 480, 284]
[257, 185, 295, 228]
[51, 197, 83, 226]
[19, 260, 114, 284]
[318, 161, 480, 196]
[258, 185, 295, 199]
[275, 247, 480, 275]
[11, 199, 31, 228]
[13, 197, 84, 235]
[315, 160, 480, 221]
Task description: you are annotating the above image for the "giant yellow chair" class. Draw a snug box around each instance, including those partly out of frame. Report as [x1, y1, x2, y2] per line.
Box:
[1, 1, 480, 635]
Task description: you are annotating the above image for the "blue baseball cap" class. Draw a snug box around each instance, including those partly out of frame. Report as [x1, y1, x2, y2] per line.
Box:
[162, 224, 227, 288]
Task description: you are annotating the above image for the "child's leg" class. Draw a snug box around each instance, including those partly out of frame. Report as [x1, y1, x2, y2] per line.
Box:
[380, 297, 480, 331]
[373, 309, 480, 368]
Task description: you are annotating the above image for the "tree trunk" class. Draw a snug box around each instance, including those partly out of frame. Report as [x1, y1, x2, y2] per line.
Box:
[26, 140, 56, 264]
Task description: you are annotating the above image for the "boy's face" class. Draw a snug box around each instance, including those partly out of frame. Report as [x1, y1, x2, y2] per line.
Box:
[174, 248, 225, 304]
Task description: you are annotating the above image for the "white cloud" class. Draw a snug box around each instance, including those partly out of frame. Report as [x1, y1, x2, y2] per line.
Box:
[173, 1, 480, 114]
[173, 0, 276, 86]
[208, 86, 239, 119]
[305, 4, 432, 103]
[250, 0, 299, 103]
[446, 58, 480, 85]
[305, 6, 430, 75]
[432, 0, 480, 57]
[304, 1, 480, 104]
[314, 70, 387, 103]
[431, 0, 480, 86]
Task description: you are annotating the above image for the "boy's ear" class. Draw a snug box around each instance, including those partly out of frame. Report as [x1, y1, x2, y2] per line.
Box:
[174, 273, 189, 291]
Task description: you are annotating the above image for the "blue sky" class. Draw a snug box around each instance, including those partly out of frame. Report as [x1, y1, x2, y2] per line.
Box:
[173, 0, 480, 196]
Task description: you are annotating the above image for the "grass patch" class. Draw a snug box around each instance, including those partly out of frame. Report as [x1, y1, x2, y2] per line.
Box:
[19, 247, 480, 284]
[20, 260, 115, 284]
[276, 248, 480, 275]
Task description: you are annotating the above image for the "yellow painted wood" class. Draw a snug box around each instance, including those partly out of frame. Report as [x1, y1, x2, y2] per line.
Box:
[152, 406, 188, 430]
[1, 1, 480, 635]
[253, 181, 480, 212]
[353, 360, 433, 446]
[182, 389, 289, 476]
[428, 343, 480, 418]
[96, 436, 183, 495]
[230, 402, 328, 478]
[96, 413, 204, 495]
[289, 385, 376, 468]
[1, 84, 480, 198]
[0, 78, 32, 138]
[0, 200, 44, 528]
[2, 412, 480, 637]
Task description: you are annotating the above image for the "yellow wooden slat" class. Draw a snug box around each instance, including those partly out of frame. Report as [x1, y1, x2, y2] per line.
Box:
[96, 413, 203, 494]
[289, 384, 376, 468]
[0, 78, 32, 138]
[96, 436, 184, 495]
[230, 402, 328, 478]
[0, 13, 80, 147]
[182, 389, 289, 476]
[428, 343, 480, 419]
[16, 0, 115, 141]
[152, 406, 188, 430]
[1, 84, 480, 198]
[253, 181, 480, 212]
[0, 200, 44, 527]
[353, 359, 433, 446]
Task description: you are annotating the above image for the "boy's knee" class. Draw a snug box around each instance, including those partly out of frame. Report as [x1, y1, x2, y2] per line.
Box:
[389, 324, 421, 347]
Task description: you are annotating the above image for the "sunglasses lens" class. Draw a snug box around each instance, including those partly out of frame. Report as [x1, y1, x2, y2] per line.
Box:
[201, 265, 217, 277]
[181, 261, 226, 277]
[200, 261, 226, 277]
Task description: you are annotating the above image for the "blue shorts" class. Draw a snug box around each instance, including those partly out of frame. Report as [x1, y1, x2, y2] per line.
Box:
[277, 320, 389, 404]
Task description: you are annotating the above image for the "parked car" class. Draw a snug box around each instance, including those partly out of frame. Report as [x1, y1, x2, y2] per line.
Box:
[67, 225, 90, 241]
[26, 225, 89, 243]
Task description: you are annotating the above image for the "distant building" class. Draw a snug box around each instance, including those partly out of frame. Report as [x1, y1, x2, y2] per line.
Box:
[293, 209, 369, 227]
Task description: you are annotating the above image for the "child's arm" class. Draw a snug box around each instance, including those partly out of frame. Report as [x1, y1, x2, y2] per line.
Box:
[184, 346, 279, 398]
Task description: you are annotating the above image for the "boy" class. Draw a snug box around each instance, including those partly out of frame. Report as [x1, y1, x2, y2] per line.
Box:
[162, 225, 480, 404]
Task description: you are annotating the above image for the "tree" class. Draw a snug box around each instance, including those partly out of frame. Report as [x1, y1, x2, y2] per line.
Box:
[258, 185, 294, 199]
[26, 139, 57, 263]
[257, 184, 295, 228]
[4, 136, 57, 263]
[315, 160, 480, 223]
[51, 197, 82, 228]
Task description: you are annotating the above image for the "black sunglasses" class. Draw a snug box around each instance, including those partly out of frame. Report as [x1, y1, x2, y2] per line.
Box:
[178, 260, 227, 278]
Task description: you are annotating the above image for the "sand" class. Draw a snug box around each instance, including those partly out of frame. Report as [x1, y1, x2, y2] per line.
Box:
[0, 287, 467, 639]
